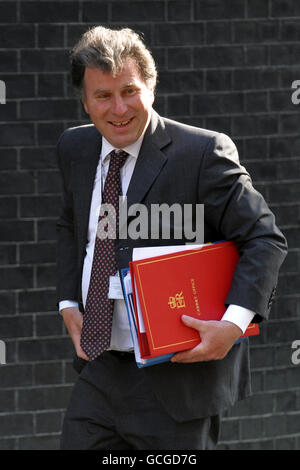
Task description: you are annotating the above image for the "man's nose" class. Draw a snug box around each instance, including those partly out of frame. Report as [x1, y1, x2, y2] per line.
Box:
[111, 95, 127, 115]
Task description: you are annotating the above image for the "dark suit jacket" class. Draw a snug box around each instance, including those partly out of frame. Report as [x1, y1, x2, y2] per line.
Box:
[56, 110, 287, 421]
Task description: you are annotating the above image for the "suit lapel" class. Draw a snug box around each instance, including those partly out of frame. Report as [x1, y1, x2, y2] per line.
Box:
[72, 127, 102, 245]
[126, 110, 171, 208]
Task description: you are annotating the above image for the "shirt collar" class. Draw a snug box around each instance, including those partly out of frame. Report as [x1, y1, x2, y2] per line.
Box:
[101, 131, 145, 164]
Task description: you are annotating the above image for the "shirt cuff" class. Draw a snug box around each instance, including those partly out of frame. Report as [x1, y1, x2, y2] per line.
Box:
[221, 304, 256, 334]
[59, 300, 79, 314]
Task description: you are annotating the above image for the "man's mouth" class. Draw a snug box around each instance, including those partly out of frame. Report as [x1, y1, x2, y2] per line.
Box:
[109, 117, 134, 128]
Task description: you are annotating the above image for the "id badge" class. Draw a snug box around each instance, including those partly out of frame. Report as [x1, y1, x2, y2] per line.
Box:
[108, 273, 124, 300]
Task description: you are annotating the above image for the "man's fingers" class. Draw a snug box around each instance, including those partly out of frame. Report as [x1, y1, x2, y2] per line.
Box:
[73, 334, 89, 360]
[181, 314, 205, 330]
[171, 343, 205, 363]
[171, 318, 240, 363]
[170, 316, 207, 362]
[61, 309, 89, 360]
[76, 347, 89, 361]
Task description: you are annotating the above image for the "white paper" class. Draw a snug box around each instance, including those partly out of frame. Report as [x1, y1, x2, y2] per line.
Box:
[132, 244, 206, 261]
[108, 275, 124, 299]
[123, 272, 146, 365]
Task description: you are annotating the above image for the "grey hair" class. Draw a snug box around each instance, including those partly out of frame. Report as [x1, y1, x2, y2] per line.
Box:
[70, 26, 157, 99]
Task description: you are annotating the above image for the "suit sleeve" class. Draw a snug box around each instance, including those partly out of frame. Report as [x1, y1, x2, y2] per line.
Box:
[56, 131, 80, 305]
[199, 132, 288, 321]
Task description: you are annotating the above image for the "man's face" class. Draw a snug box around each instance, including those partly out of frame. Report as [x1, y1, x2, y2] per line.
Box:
[83, 58, 155, 148]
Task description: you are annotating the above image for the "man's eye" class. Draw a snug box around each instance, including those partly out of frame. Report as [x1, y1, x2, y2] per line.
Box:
[96, 94, 110, 100]
[126, 88, 137, 95]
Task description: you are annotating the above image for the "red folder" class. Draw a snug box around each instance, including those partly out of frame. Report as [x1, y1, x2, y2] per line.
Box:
[129, 241, 259, 359]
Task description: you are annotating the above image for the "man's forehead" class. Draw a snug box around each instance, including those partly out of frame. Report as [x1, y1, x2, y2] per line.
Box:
[85, 59, 143, 81]
[92, 81, 137, 93]
[83, 65, 150, 95]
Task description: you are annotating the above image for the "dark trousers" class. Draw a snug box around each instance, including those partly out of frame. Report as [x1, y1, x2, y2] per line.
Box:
[60, 351, 220, 450]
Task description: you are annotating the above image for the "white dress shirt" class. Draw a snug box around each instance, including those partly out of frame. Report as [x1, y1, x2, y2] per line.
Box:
[59, 134, 255, 350]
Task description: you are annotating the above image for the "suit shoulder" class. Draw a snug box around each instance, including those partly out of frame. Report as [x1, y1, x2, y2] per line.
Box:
[57, 124, 100, 150]
[158, 116, 239, 168]
[161, 116, 236, 153]
[56, 124, 102, 169]
[162, 116, 217, 139]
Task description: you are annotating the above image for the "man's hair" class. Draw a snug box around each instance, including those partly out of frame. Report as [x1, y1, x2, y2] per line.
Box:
[70, 26, 157, 99]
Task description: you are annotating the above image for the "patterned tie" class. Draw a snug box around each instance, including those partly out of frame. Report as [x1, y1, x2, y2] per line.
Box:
[80, 150, 128, 360]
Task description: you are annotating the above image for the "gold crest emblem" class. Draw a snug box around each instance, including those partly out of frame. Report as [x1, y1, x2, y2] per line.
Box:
[168, 291, 185, 309]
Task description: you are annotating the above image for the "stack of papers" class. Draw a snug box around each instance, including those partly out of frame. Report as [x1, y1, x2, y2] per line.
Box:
[120, 242, 259, 368]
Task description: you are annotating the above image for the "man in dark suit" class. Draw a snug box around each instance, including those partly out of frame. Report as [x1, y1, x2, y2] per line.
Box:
[57, 26, 287, 450]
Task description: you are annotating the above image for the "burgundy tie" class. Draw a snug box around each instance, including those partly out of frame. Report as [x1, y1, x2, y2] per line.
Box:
[80, 150, 128, 360]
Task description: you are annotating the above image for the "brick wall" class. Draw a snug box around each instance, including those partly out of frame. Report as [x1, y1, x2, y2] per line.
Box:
[0, 0, 299, 450]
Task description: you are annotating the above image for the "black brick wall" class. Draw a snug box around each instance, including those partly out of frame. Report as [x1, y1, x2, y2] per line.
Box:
[0, 0, 299, 450]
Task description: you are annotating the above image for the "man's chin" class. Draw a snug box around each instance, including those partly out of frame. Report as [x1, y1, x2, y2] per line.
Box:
[105, 131, 139, 149]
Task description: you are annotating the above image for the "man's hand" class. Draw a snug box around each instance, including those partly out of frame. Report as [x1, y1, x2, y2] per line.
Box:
[61, 307, 89, 361]
[170, 316, 242, 363]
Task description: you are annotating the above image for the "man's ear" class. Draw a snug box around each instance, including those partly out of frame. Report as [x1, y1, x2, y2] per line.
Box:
[149, 87, 155, 106]
[82, 98, 89, 116]
[81, 79, 89, 115]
